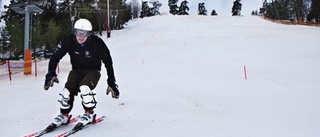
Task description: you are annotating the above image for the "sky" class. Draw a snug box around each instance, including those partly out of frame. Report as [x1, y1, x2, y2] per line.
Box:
[1, 15, 320, 137]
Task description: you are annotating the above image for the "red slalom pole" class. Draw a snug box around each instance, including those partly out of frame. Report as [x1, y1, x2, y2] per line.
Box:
[7, 60, 12, 84]
[244, 65, 247, 80]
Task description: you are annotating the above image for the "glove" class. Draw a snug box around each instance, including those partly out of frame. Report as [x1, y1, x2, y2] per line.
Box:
[107, 78, 120, 99]
[44, 71, 59, 90]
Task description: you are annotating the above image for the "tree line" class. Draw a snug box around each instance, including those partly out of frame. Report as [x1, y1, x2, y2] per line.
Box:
[255, 0, 320, 22]
[137, 0, 240, 17]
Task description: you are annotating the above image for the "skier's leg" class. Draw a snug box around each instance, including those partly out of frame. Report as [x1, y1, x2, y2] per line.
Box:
[78, 71, 101, 125]
[61, 70, 84, 114]
[78, 85, 97, 125]
[79, 70, 101, 111]
[79, 85, 97, 110]
[58, 88, 72, 112]
[52, 87, 74, 126]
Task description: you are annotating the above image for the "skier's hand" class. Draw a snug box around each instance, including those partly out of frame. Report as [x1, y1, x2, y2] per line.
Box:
[107, 85, 119, 99]
[44, 71, 59, 90]
[107, 78, 119, 99]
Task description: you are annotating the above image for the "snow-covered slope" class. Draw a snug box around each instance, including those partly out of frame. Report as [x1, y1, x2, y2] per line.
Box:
[1, 15, 320, 137]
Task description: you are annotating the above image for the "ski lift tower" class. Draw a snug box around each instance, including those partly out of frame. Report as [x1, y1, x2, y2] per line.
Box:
[5, 2, 43, 75]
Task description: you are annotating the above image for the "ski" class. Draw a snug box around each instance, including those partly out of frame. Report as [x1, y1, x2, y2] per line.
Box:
[24, 115, 80, 137]
[55, 115, 106, 137]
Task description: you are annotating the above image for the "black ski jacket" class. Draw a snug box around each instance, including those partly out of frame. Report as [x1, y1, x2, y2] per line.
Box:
[48, 34, 115, 81]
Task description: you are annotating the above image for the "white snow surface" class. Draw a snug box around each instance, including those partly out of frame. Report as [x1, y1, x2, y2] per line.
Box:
[1, 15, 320, 137]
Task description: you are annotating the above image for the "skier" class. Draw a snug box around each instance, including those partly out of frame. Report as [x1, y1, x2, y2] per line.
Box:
[44, 18, 119, 127]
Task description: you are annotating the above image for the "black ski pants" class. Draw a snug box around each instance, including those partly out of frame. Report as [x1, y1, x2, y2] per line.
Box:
[60, 70, 101, 114]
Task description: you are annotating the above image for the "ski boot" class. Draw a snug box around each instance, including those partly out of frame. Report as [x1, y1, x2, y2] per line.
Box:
[73, 111, 96, 130]
[46, 114, 71, 132]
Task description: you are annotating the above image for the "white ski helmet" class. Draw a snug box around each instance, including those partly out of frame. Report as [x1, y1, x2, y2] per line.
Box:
[74, 19, 92, 31]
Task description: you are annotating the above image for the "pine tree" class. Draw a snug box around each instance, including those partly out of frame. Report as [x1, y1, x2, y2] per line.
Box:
[42, 19, 61, 50]
[251, 10, 258, 16]
[307, 0, 320, 21]
[0, 27, 10, 59]
[198, 3, 207, 15]
[1, 0, 24, 59]
[259, 0, 268, 15]
[261, 0, 311, 21]
[168, 0, 179, 15]
[232, 0, 242, 16]
[150, 0, 162, 15]
[211, 9, 218, 16]
[140, 1, 151, 17]
[178, 0, 189, 15]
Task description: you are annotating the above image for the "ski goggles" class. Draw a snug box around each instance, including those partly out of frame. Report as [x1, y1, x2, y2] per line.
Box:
[74, 29, 91, 37]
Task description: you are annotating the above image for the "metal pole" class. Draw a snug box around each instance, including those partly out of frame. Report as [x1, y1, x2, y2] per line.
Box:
[24, 7, 32, 75]
[24, 8, 30, 52]
[107, 0, 110, 28]
[106, 0, 111, 38]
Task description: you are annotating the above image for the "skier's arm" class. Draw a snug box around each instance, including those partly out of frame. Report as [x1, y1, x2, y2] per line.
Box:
[48, 41, 69, 72]
[103, 49, 115, 83]
[99, 40, 119, 99]
[44, 39, 69, 90]
[99, 39, 115, 82]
